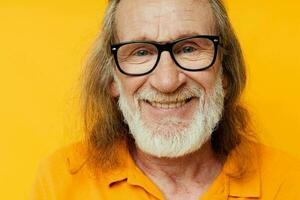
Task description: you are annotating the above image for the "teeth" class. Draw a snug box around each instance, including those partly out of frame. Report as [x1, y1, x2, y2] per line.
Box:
[148, 100, 188, 109]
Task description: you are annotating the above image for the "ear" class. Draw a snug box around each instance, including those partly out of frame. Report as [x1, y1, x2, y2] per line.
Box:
[222, 73, 228, 90]
[222, 72, 229, 97]
[219, 51, 227, 90]
[110, 80, 120, 97]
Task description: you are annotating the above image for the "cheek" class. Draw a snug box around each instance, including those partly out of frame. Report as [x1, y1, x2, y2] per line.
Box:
[188, 58, 223, 91]
[118, 75, 148, 97]
[186, 70, 220, 92]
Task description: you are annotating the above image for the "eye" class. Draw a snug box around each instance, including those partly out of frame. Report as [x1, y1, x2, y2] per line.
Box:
[134, 49, 150, 56]
[182, 46, 197, 54]
[174, 42, 200, 55]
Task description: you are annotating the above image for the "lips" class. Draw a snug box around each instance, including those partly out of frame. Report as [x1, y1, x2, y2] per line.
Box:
[143, 98, 193, 109]
[138, 96, 198, 122]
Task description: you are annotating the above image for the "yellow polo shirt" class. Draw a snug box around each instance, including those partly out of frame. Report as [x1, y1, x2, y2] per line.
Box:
[31, 142, 300, 200]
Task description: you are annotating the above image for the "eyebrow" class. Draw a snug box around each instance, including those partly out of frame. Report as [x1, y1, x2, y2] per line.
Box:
[169, 32, 203, 41]
[122, 31, 205, 43]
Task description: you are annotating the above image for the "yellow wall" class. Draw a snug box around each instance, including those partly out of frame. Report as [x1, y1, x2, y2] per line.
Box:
[0, 0, 299, 199]
[228, 0, 300, 155]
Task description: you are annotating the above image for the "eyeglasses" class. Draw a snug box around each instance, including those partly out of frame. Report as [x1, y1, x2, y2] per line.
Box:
[111, 35, 220, 76]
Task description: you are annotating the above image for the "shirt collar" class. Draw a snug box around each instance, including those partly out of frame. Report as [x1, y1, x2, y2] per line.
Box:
[102, 141, 130, 186]
[224, 144, 261, 198]
[103, 141, 165, 200]
[103, 141, 261, 199]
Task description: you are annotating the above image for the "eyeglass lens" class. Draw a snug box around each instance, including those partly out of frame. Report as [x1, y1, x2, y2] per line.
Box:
[117, 37, 215, 75]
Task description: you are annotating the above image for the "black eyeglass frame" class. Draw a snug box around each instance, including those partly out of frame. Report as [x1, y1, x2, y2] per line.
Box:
[111, 35, 220, 76]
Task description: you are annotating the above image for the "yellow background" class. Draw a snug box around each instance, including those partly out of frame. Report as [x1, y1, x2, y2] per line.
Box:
[0, 0, 299, 199]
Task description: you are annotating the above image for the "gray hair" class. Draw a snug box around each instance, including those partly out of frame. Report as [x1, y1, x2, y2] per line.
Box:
[80, 0, 257, 177]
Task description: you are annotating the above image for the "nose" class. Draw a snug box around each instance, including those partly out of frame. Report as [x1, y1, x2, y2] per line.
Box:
[149, 51, 187, 93]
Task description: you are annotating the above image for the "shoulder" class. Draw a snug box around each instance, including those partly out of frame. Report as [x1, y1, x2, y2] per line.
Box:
[30, 142, 100, 199]
[257, 144, 300, 199]
[258, 143, 300, 174]
[37, 142, 89, 177]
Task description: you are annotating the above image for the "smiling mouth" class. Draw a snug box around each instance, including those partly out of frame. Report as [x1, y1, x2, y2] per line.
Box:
[143, 97, 194, 109]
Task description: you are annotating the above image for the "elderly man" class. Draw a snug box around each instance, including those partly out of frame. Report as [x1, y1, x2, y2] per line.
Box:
[32, 0, 300, 199]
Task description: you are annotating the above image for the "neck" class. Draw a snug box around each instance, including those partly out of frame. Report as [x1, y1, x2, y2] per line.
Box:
[131, 140, 223, 197]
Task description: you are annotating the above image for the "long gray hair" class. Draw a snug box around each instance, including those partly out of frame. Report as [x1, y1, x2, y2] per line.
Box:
[80, 0, 257, 177]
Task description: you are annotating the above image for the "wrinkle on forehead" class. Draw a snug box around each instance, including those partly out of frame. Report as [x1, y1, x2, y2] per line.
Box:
[116, 0, 216, 42]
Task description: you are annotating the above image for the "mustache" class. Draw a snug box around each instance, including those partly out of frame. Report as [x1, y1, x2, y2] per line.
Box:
[135, 85, 204, 103]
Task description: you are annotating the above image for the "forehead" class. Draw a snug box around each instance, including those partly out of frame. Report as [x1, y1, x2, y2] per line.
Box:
[115, 0, 216, 42]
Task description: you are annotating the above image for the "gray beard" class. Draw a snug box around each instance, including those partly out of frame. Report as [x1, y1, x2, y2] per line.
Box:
[115, 71, 224, 158]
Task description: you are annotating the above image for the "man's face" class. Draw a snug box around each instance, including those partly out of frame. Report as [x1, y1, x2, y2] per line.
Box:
[111, 0, 224, 157]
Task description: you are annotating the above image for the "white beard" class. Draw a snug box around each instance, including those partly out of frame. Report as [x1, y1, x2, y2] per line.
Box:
[114, 71, 224, 158]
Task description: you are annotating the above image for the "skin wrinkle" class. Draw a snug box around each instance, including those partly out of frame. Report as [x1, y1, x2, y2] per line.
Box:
[116, 0, 159, 42]
[155, 0, 161, 43]
[159, 4, 203, 41]
[113, 0, 226, 199]
[80, 5, 255, 200]
[116, 0, 216, 42]
[135, 148, 222, 196]
[133, 141, 221, 180]
[115, 67, 222, 156]
[126, 70, 219, 196]
[177, 1, 215, 37]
